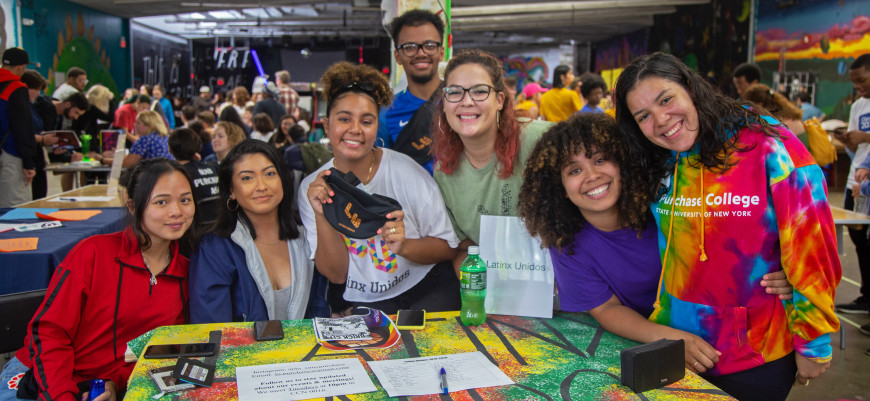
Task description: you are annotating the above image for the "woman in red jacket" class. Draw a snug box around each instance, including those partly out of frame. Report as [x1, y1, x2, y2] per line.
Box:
[0, 158, 197, 401]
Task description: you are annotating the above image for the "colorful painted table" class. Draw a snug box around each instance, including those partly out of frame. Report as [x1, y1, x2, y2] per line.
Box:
[125, 311, 733, 400]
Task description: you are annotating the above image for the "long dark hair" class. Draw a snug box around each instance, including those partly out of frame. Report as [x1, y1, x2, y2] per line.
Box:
[614, 52, 778, 185]
[212, 139, 300, 240]
[126, 158, 198, 251]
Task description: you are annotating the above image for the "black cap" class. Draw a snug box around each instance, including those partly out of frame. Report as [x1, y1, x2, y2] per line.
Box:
[322, 168, 402, 239]
[2, 48, 33, 66]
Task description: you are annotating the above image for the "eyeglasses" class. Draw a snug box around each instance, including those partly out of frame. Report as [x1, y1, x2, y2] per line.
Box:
[396, 41, 441, 57]
[443, 84, 497, 103]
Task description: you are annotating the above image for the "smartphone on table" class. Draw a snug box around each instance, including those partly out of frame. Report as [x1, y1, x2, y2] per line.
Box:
[254, 320, 284, 341]
[396, 309, 426, 330]
[143, 343, 217, 359]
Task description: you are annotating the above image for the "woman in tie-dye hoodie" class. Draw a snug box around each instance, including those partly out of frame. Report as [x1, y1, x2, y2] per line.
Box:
[614, 52, 840, 401]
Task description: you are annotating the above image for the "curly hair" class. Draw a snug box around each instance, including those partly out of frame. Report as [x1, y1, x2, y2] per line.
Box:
[320, 61, 392, 117]
[742, 83, 802, 121]
[432, 48, 522, 179]
[518, 113, 652, 253]
[614, 52, 778, 187]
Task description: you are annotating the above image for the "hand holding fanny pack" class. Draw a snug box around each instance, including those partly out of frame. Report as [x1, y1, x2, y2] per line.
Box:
[322, 167, 402, 239]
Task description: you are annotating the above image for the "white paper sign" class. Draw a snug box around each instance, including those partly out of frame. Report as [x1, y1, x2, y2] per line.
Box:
[235, 358, 376, 401]
[479, 215, 554, 318]
[368, 352, 514, 397]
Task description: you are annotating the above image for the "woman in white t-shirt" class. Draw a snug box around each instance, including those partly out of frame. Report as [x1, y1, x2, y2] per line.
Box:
[299, 62, 459, 315]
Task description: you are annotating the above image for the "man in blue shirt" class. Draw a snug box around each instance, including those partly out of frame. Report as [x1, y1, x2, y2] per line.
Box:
[377, 9, 445, 174]
[797, 90, 825, 121]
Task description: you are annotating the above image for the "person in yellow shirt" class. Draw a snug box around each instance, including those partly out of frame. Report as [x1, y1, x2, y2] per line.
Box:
[539, 65, 583, 122]
[516, 82, 547, 120]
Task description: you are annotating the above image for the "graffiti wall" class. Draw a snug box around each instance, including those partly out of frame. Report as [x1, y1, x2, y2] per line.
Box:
[594, 28, 648, 73]
[648, 0, 752, 95]
[19, 0, 130, 98]
[131, 23, 191, 101]
[501, 48, 561, 94]
[754, 0, 870, 119]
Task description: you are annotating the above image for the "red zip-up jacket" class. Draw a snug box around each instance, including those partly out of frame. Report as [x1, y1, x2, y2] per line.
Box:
[15, 228, 189, 401]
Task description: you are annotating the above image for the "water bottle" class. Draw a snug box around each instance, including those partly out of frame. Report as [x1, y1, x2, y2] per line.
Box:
[460, 246, 487, 325]
[88, 379, 105, 400]
[80, 134, 92, 156]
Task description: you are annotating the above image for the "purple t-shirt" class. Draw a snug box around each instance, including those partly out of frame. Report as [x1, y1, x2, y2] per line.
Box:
[549, 222, 660, 317]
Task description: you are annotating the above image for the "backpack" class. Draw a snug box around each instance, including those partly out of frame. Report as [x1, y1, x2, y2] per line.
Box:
[803, 118, 836, 166]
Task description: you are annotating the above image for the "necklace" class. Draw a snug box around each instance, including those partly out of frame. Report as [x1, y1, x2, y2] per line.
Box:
[364, 149, 376, 184]
[142, 252, 168, 286]
[464, 149, 494, 164]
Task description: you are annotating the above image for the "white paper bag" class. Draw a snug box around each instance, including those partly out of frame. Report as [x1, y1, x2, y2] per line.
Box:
[478, 215, 554, 318]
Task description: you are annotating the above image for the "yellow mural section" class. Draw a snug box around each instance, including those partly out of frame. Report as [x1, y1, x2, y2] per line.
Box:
[756, 35, 870, 62]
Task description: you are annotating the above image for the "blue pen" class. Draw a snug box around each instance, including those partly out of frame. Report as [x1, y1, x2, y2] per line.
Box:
[59, 197, 77, 202]
[440, 367, 448, 395]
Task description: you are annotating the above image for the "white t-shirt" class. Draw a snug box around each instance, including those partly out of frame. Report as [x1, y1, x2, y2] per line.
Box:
[846, 97, 870, 188]
[51, 83, 78, 102]
[298, 148, 458, 302]
[251, 129, 274, 142]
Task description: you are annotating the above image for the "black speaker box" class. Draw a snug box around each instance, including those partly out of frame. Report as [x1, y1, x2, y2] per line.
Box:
[620, 338, 686, 393]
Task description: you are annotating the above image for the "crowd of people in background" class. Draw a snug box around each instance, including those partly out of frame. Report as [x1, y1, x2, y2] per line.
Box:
[0, 7, 868, 401]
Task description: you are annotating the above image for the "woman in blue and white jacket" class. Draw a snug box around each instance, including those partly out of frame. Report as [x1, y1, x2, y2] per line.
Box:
[190, 139, 329, 322]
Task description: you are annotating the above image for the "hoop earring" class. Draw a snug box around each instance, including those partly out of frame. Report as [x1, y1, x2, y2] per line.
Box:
[226, 197, 239, 211]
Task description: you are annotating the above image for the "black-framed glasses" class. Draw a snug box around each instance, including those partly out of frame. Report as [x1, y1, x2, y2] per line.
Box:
[396, 41, 441, 57]
[443, 84, 496, 103]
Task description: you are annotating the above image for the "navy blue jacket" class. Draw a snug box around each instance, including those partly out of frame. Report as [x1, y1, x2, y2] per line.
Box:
[190, 231, 329, 323]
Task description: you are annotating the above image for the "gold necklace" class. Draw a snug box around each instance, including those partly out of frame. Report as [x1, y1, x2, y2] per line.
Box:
[364, 149, 376, 184]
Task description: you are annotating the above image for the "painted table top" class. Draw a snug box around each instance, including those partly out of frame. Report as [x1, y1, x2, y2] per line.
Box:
[125, 311, 733, 400]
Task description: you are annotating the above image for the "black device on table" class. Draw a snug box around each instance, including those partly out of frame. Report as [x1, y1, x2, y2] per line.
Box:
[143, 343, 217, 359]
[396, 309, 426, 330]
[254, 320, 284, 341]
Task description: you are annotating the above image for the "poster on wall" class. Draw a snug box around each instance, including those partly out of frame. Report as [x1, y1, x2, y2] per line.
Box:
[0, 0, 20, 52]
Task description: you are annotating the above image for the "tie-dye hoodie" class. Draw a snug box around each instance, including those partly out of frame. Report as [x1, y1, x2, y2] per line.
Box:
[649, 117, 841, 376]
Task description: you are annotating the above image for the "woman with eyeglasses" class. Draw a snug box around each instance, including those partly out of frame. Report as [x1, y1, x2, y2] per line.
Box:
[300, 62, 460, 315]
[432, 49, 553, 272]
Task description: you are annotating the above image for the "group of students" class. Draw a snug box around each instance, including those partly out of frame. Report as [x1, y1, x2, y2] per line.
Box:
[0, 27, 842, 401]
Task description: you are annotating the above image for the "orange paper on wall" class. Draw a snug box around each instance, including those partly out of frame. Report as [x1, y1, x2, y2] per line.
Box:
[36, 210, 102, 221]
[0, 237, 38, 252]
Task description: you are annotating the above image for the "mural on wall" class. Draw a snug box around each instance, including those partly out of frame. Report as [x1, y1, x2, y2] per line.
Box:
[502, 56, 549, 87]
[47, 12, 118, 96]
[131, 23, 191, 101]
[501, 48, 561, 96]
[648, 0, 751, 95]
[594, 28, 648, 75]
[19, 0, 129, 97]
[754, 0, 870, 119]
[0, 0, 19, 52]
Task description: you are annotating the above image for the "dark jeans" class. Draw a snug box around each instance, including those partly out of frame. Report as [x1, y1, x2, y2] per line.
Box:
[353, 261, 460, 315]
[702, 352, 797, 401]
[844, 190, 869, 299]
